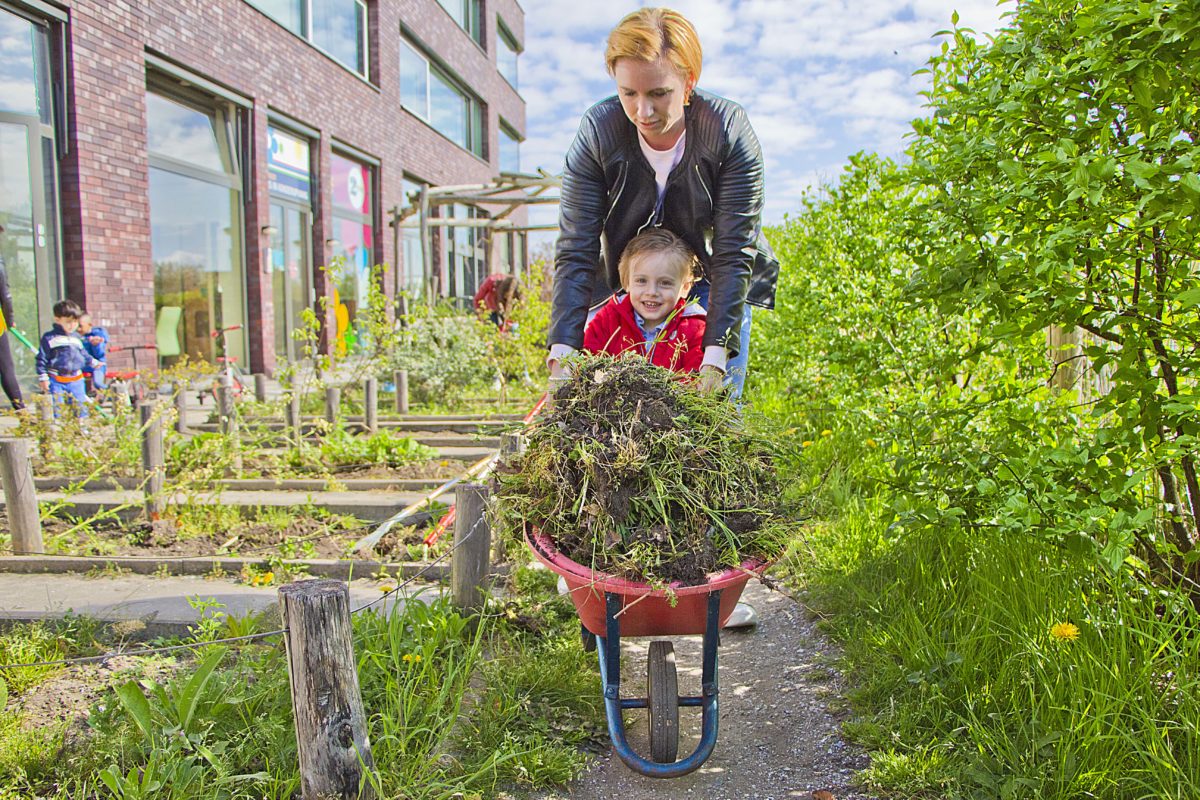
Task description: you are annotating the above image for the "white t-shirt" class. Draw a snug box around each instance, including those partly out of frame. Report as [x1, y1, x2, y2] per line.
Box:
[639, 130, 686, 202]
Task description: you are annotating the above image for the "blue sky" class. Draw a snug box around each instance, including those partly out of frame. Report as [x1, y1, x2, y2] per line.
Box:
[518, 0, 1010, 238]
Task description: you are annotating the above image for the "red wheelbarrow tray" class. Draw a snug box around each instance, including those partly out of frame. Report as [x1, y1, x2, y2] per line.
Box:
[525, 526, 766, 637]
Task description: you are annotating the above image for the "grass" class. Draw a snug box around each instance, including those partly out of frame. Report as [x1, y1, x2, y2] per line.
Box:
[783, 448, 1200, 799]
[0, 565, 604, 799]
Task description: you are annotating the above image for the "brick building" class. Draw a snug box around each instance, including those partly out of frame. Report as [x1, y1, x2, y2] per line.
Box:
[0, 0, 527, 381]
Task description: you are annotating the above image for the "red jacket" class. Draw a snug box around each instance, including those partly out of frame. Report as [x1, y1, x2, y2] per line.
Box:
[474, 273, 505, 313]
[583, 294, 706, 373]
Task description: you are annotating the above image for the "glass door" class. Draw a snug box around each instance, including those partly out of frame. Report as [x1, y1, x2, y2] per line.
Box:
[269, 202, 312, 363]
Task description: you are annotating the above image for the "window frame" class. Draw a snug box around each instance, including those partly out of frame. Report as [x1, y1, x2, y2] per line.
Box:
[498, 120, 520, 174]
[399, 34, 486, 159]
[496, 18, 520, 89]
[436, 0, 483, 48]
[242, 0, 370, 79]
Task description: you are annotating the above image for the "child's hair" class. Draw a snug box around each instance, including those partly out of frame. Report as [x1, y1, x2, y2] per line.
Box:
[617, 228, 698, 288]
[53, 299, 83, 319]
[497, 276, 522, 305]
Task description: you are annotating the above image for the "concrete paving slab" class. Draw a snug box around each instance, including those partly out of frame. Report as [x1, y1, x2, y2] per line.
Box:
[0, 572, 446, 636]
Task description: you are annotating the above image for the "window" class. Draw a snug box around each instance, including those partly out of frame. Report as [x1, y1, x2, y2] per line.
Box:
[499, 122, 520, 174]
[147, 87, 247, 367]
[497, 22, 519, 88]
[437, 0, 482, 46]
[400, 176, 427, 299]
[441, 204, 486, 303]
[400, 38, 485, 158]
[244, 0, 368, 77]
[330, 151, 374, 354]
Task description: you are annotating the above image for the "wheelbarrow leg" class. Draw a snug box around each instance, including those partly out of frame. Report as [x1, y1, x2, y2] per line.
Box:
[595, 589, 724, 778]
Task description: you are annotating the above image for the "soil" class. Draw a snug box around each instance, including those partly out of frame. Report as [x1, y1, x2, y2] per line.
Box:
[527, 581, 879, 800]
[0, 510, 435, 562]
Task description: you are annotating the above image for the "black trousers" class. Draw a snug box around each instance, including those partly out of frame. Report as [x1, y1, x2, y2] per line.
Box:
[0, 333, 24, 410]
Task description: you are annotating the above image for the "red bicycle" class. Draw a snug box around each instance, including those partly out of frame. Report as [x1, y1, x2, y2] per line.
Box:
[209, 324, 247, 404]
[105, 343, 157, 406]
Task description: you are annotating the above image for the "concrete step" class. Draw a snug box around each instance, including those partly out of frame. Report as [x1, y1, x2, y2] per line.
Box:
[34, 476, 450, 492]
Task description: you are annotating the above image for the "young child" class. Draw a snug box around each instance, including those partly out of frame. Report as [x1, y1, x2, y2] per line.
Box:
[36, 299, 95, 416]
[78, 312, 109, 393]
[583, 228, 706, 372]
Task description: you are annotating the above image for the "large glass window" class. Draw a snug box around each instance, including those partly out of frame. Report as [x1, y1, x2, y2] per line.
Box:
[267, 125, 313, 363]
[1, 7, 62, 392]
[400, 37, 485, 158]
[499, 122, 520, 174]
[437, 0, 481, 46]
[148, 88, 246, 367]
[497, 22, 519, 89]
[244, 0, 368, 77]
[330, 151, 374, 354]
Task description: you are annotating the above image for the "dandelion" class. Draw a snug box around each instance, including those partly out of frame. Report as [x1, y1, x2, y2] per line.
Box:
[1050, 621, 1080, 642]
[379, 584, 395, 593]
[402, 653, 413, 663]
[802, 440, 813, 448]
[821, 429, 832, 437]
[402, 653, 422, 664]
[866, 439, 878, 448]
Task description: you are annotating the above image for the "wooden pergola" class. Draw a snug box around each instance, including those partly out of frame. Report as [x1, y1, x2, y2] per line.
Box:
[386, 170, 560, 303]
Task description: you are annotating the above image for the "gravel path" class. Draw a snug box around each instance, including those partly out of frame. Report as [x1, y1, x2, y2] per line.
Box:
[531, 581, 879, 800]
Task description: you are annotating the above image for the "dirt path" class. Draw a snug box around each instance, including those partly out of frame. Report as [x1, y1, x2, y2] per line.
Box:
[531, 581, 878, 800]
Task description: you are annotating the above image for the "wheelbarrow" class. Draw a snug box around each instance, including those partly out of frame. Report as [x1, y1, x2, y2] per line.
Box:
[525, 527, 764, 778]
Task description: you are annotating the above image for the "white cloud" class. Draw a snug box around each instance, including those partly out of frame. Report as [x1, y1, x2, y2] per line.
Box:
[521, 0, 1009, 239]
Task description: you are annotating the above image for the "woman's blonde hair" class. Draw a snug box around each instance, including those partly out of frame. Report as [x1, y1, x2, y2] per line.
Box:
[605, 7, 702, 84]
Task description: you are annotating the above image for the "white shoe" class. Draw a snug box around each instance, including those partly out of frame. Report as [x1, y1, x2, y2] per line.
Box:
[723, 602, 758, 629]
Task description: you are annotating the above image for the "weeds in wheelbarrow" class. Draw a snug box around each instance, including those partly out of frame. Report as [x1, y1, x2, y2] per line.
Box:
[494, 353, 792, 584]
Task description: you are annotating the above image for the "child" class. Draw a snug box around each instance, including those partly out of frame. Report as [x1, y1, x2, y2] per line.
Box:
[78, 312, 109, 393]
[583, 228, 706, 372]
[36, 299, 95, 416]
[0, 245, 25, 410]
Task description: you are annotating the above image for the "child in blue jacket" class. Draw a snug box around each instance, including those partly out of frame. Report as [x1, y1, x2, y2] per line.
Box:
[78, 312, 109, 393]
[36, 299, 96, 416]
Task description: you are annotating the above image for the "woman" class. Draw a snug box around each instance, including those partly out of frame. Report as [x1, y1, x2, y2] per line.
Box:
[547, 7, 778, 398]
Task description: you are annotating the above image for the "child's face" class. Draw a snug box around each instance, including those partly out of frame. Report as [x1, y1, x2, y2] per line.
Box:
[78, 315, 92, 334]
[626, 252, 689, 329]
[56, 316, 79, 333]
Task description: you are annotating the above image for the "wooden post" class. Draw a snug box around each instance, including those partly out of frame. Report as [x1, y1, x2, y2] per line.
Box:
[37, 393, 52, 423]
[139, 402, 166, 518]
[286, 390, 303, 442]
[493, 433, 526, 564]
[0, 438, 43, 554]
[216, 384, 243, 473]
[278, 580, 377, 800]
[254, 373, 268, 403]
[324, 386, 341, 427]
[363, 377, 378, 434]
[451, 483, 491, 612]
[393, 369, 409, 415]
[174, 380, 189, 434]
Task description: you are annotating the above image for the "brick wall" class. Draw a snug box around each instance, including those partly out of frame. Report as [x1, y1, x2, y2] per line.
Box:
[53, 0, 527, 373]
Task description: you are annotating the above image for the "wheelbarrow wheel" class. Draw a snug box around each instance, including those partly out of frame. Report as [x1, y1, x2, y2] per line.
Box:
[581, 624, 596, 652]
[647, 640, 679, 763]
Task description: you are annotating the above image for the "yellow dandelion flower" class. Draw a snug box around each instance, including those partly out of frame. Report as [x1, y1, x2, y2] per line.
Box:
[402, 653, 413, 663]
[866, 439, 878, 448]
[412, 654, 422, 663]
[821, 429, 832, 437]
[1050, 622, 1080, 642]
[264, 572, 274, 583]
[802, 440, 813, 448]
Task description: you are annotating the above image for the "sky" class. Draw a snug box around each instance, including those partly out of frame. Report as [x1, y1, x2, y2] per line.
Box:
[517, 0, 1012, 239]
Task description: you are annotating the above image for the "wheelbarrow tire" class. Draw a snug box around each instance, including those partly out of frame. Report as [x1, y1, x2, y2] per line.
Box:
[647, 640, 679, 763]
[581, 624, 596, 652]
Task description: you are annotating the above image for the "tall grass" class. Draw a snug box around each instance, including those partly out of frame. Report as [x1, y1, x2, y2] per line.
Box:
[788, 451, 1200, 799]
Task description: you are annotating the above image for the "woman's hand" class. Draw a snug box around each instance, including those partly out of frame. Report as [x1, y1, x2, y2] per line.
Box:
[696, 364, 724, 393]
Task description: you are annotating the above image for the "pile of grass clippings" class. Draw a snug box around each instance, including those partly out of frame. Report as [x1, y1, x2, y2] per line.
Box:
[494, 353, 790, 585]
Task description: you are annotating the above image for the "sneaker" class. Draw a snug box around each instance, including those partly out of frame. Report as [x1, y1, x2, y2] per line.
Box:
[723, 601, 758, 629]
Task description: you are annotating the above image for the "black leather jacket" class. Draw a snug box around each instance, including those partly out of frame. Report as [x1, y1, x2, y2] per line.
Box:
[550, 89, 779, 355]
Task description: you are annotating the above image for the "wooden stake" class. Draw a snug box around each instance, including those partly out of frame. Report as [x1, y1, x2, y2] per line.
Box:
[325, 386, 341, 427]
[394, 369, 409, 415]
[286, 389, 303, 442]
[139, 402, 165, 518]
[451, 482, 491, 612]
[174, 380, 189, 434]
[0, 438, 43, 554]
[278, 580, 377, 800]
[364, 377, 378, 434]
[254, 373, 268, 403]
